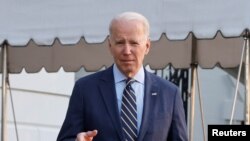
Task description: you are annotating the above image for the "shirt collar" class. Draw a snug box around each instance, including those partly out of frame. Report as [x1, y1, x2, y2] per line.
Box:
[113, 64, 144, 84]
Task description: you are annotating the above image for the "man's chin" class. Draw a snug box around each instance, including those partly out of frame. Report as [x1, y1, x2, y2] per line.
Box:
[121, 69, 136, 77]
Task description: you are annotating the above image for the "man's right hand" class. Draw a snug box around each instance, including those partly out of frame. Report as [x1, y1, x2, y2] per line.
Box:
[76, 130, 98, 141]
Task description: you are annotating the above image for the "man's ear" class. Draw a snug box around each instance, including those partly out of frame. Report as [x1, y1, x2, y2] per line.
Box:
[108, 36, 114, 56]
[108, 36, 111, 48]
[145, 38, 151, 55]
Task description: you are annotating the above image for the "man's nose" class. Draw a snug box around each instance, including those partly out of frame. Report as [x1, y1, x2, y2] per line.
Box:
[123, 44, 132, 54]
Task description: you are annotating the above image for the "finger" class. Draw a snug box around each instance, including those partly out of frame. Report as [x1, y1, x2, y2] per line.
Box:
[76, 130, 98, 141]
[86, 130, 98, 137]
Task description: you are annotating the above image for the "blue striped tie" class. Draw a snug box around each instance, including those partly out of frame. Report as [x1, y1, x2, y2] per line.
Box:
[121, 78, 137, 141]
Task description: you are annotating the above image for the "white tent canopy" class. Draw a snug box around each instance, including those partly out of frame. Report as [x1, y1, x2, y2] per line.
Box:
[0, 0, 249, 72]
[1, 0, 249, 44]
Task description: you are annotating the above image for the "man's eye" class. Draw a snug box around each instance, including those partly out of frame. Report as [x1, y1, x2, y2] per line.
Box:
[131, 42, 139, 45]
[116, 41, 124, 45]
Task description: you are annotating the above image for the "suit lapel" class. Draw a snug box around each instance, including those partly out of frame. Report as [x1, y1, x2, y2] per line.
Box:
[137, 71, 159, 141]
[98, 67, 124, 140]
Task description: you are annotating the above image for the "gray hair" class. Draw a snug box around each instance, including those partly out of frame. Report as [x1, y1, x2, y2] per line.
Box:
[109, 12, 150, 37]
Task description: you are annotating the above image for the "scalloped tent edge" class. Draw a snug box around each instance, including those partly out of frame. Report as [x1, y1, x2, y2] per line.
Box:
[0, 32, 246, 73]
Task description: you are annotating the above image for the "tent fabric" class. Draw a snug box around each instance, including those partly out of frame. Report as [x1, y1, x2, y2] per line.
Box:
[0, 0, 249, 44]
[0, 33, 243, 73]
[0, 0, 249, 72]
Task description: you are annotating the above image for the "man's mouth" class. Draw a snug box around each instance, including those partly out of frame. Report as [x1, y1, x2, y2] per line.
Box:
[121, 60, 134, 63]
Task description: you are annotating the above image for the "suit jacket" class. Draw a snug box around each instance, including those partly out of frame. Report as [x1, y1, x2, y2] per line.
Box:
[57, 66, 187, 141]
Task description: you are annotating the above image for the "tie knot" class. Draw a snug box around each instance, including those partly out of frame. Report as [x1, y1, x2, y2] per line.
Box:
[125, 78, 135, 85]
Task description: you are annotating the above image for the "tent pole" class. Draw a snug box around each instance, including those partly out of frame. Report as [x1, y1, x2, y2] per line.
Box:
[229, 36, 246, 124]
[244, 32, 250, 125]
[196, 68, 207, 141]
[189, 34, 198, 141]
[1, 42, 8, 141]
[189, 63, 197, 141]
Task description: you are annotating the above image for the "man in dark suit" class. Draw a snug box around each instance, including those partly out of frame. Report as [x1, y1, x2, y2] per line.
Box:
[57, 11, 187, 141]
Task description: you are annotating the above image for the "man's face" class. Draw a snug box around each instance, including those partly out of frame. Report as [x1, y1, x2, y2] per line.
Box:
[109, 20, 150, 77]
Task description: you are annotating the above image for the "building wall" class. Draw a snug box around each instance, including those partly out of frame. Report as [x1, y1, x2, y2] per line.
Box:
[0, 68, 74, 141]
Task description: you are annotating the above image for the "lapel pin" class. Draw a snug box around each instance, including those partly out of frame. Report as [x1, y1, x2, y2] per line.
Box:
[152, 92, 157, 96]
